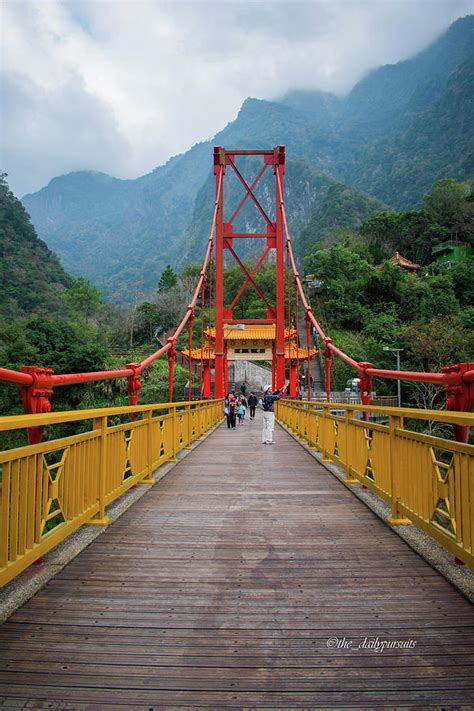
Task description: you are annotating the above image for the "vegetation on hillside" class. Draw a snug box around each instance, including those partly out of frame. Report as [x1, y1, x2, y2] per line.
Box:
[0, 178, 192, 447]
[0, 174, 71, 317]
[302, 178, 473, 408]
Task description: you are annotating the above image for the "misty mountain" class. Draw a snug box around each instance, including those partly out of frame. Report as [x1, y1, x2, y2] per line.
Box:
[22, 16, 473, 301]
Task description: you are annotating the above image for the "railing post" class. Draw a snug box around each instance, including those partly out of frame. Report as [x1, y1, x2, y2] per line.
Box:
[443, 362, 474, 443]
[88, 416, 110, 526]
[307, 406, 317, 450]
[139, 409, 155, 485]
[386, 414, 412, 525]
[126, 363, 142, 422]
[321, 404, 332, 462]
[344, 409, 358, 483]
[186, 404, 193, 449]
[323, 341, 333, 402]
[358, 362, 373, 423]
[170, 405, 178, 462]
[20, 366, 54, 444]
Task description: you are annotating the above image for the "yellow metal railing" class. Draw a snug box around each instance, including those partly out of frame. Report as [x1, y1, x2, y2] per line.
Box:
[0, 399, 223, 586]
[276, 400, 474, 567]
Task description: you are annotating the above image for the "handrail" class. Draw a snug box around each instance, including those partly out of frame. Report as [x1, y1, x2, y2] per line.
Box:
[283, 399, 474, 426]
[0, 399, 204, 432]
[0, 399, 224, 586]
[276, 399, 474, 567]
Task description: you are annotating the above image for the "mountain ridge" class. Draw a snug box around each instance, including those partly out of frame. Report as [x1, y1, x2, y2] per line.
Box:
[21, 15, 474, 301]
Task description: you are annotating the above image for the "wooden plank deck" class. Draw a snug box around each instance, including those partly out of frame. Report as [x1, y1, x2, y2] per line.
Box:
[0, 413, 473, 709]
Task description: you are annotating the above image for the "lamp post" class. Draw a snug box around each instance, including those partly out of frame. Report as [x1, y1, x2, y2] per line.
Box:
[383, 346, 404, 408]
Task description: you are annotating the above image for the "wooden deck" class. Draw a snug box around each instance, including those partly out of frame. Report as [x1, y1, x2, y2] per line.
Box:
[0, 413, 473, 708]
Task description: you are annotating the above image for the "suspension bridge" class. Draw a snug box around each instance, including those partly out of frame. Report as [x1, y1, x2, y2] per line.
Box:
[0, 147, 473, 708]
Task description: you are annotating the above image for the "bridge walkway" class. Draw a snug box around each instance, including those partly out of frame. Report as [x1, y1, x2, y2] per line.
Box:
[0, 413, 473, 708]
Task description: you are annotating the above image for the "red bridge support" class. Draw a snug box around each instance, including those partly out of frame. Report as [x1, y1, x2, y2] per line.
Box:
[213, 146, 287, 396]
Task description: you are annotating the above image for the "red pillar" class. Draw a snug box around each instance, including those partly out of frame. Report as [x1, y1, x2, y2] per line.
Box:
[203, 361, 211, 398]
[289, 361, 297, 398]
[306, 316, 312, 402]
[271, 344, 276, 390]
[126, 362, 142, 422]
[443, 362, 474, 442]
[323, 341, 333, 402]
[224, 346, 229, 395]
[213, 148, 225, 398]
[188, 315, 194, 401]
[167, 338, 176, 402]
[275, 145, 286, 390]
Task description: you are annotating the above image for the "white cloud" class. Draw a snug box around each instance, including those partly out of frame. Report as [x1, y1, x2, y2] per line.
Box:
[0, 0, 471, 196]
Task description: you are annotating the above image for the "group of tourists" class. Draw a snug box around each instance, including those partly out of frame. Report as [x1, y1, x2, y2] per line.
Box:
[224, 386, 257, 429]
[223, 382, 288, 444]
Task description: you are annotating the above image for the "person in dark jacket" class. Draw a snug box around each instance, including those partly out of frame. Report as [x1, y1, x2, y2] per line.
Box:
[224, 393, 237, 429]
[261, 383, 287, 444]
[248, 392, 258, 420]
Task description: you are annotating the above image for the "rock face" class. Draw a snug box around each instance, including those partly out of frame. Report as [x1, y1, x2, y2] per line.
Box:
[228, 361, 272, 394]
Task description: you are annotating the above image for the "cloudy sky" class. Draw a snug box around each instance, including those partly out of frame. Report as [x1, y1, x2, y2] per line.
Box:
[1, 0, 472, 196]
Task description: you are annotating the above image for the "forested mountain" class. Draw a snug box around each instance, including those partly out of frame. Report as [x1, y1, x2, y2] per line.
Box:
[22, 15, 473, 300]
[0, 174, 71, 317]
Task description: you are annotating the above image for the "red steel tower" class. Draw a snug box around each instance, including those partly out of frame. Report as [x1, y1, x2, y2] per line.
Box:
[213, 146, 287, 398]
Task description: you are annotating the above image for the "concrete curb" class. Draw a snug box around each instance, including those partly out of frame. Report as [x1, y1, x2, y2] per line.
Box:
[0, 420, 223, 624]
[277, 420, 474, 603]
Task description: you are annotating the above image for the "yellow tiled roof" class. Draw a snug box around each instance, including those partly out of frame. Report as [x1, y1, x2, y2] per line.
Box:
[285, 345, 317, 360]
[182, 346, 215, 360]
[205, 325, 296, 341]
[182, 343, 318, 361]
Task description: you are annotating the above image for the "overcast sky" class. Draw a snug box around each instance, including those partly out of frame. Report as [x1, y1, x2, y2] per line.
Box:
[1, 0, 472, 197]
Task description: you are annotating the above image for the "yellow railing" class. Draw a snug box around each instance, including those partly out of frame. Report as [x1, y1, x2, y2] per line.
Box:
[276, 400, 474, 567]
[0, 399, 223, 586]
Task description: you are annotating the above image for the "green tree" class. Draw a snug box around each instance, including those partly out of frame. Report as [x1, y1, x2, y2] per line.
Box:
[158, 265, 177, 292]
[64, 277, 101, 319]
[419, 273, 460, 320]
[423, 178, 472, 239]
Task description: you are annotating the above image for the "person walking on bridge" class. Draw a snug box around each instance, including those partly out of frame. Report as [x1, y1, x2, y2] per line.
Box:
[224, 392, 236, 429]
[261, 384, 287, 445]
[248, 392, 257, 420]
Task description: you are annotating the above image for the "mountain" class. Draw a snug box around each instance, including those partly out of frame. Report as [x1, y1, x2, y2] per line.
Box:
[22, 144, 212, 302]
[182, 159, 386, 265]
[22, 16, 474, 301]
[0, 174, 70, 318]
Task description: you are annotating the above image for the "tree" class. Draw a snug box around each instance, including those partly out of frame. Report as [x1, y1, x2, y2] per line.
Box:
[419, 274, 459, 320]
[158, 265, 177, 293]
[64, 277, 101, 320]
[423, 179, 471, 238]
[135, 301, 161, 343]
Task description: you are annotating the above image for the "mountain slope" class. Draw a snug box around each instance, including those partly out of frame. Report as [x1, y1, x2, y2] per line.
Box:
[181, 160, 386, 266]
[0, 174, 70, 318]
[340, 57, 474, 206]
[22, 143, 213, 300]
